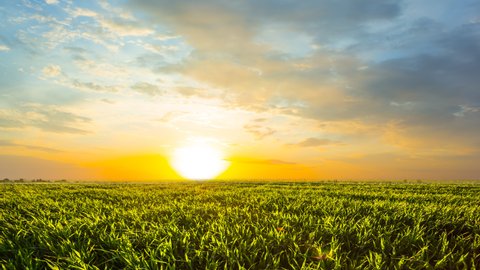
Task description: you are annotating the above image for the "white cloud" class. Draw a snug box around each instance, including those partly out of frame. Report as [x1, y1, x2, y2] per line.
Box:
[66, 7, 153, 38]
[155, 34, 180, 41]
[141, 43, 179, 54]
[454, 105, 480, 117]
[42, 65, 62, 77]
[0, 45, 10, 51]
[71, 8, 98, 18]
[45, 0, 59, 5]
[98, 17, 154, 37]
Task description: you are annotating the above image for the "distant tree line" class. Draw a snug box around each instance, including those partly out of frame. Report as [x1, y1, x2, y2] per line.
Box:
[0, 178, 68, 183]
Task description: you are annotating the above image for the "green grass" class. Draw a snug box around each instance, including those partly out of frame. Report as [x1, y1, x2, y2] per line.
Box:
[1, 182, 479, 269]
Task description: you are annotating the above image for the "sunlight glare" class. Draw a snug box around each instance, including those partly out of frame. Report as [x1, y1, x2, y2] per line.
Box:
[170, 143, 229, 180]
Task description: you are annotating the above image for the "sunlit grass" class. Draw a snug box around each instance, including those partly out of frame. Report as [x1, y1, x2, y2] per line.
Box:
[1, 182, 479, 269]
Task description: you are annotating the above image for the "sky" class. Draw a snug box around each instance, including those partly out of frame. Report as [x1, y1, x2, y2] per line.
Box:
[1, 0, 479, 181]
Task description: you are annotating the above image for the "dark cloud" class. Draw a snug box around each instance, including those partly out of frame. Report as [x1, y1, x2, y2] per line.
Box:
[289, 21, 480, 151]
[129, 0, 480, 156]
[130, 0, 402, 49]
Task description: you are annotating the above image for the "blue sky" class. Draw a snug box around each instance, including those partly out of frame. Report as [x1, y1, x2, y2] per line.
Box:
[1, 0, 479, 180]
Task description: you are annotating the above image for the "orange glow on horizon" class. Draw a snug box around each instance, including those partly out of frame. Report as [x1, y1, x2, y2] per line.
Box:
[87, 154, 182, 181]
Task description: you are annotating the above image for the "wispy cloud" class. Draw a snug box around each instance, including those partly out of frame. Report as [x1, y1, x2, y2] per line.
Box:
[243, 123, 276, 140]
[131, 82, 163, 96]
[291, 138, 339, 148]
[0, 44, 10, 51]
[44, 0, 59, 5]
[0, 105, 91, 134]
[42, 65, 62, 77]
[0, 139, 61, 153]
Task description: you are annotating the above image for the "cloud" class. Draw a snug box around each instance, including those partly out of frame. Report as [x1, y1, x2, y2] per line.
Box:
[42, 65, 62, 77]
[0, 140, 61, 153]
[36, 62, 122, 93]
[2, 0, 480, 179]
[128, 2, 473, 105]
[98, 17, 154, 37]
[156, 111, 187, 122]
[454, 105, 480, 117]
[49, 0, 478, 158]
[129, 1, 480, 155]
[68, 78, 120, 92]
[12, 2, 155, 54]
[72, 58, 130, 78]
[0, 105, 91, 134]
[101, 98, 115, 104]
[0, 115, 23, 128]
[262, 20, 480, 155]
[130, 0, 402, 55]
[131, 82, 163, 96]
[45, 0, 58, 5]
[293, 137, 338, 147]
[0, 45, 10, 51]
[70, 8, 98, 18]
[30, 108, 91, 134]
[127, 1, 389, 113]
[174, 87, 217, 99]
[67, 5, 153, 37]
[63, 46, 89, 54]
[253, 118, 267, 122]
[243, 123, 275, 140]
[141, 43, 180, 54]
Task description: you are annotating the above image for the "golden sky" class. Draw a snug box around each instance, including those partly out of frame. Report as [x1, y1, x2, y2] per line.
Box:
[1, 0, 479, 180]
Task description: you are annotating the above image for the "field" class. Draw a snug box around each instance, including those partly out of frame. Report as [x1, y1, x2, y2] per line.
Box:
[1, 182, 479, 269]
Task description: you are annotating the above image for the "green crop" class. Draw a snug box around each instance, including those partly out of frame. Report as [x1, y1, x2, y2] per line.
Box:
[1, 182, 479, 269]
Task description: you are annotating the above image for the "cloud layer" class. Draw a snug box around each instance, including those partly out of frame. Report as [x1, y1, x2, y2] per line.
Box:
[0, 0, 479, 179]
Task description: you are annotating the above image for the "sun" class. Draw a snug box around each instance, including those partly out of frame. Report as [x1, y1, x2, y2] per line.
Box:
[170, 143, 229, 180]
